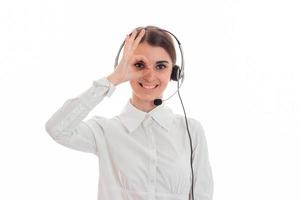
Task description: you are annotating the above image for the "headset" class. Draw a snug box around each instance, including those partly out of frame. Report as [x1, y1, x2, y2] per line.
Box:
[114, 27, 195, 200]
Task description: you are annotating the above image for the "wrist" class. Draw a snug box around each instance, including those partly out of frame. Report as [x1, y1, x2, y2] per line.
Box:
[106, 73, 122, 86]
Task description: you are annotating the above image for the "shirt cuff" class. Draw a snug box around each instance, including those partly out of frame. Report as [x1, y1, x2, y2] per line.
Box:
[93, 77, 116, 97]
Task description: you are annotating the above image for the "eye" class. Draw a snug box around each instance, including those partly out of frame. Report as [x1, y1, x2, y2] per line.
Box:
[134, 62, 144, 69]
[156, 64, 166, 70]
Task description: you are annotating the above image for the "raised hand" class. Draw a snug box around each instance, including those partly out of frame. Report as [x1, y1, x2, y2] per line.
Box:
[107, 29, 147, 85]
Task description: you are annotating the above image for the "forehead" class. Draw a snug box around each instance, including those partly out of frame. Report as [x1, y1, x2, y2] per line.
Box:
[133, 43, 172, 62]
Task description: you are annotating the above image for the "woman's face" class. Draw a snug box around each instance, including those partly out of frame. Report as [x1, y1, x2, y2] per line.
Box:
[129, 42, 173, 103]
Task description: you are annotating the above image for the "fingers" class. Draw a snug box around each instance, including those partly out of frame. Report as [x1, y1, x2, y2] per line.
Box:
[132, 29, 145, 49]
[124, 28, 145, 53]
[128, 54, 151, 80]
[128, 65, 146, 80]
[124, 30, 137, 50]
[132, 54, 149, 64]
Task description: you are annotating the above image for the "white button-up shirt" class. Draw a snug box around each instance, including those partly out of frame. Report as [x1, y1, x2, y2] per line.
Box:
[45, 77, 213, 200]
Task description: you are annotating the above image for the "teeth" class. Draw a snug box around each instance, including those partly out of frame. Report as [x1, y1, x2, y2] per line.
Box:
[139, 83, 157, 89]
[143, 85, 156, 89]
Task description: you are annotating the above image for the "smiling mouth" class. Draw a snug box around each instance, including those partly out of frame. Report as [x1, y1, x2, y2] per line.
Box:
[139, 82, 159, 89]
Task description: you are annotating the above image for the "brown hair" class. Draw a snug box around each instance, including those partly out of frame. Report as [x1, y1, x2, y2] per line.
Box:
[135, 26, 177, 65]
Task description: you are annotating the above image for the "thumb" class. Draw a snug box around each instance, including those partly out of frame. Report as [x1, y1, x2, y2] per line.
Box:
[131, 70, 145, 80]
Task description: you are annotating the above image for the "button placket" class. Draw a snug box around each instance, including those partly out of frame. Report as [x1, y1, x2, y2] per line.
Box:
[142, 115, 157, 197]
[149, 134, 156, 196]
[149, 149, 157, 181]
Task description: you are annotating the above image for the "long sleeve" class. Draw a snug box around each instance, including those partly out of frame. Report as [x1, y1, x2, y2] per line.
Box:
[191, 120, 214, 200]
[45, 77, 116, 154]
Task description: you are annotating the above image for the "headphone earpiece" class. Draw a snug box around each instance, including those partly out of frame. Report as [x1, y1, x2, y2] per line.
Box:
[171, 65, 181, 81]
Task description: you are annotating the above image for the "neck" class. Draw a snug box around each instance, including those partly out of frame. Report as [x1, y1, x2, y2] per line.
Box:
[130, 95, 159, 113]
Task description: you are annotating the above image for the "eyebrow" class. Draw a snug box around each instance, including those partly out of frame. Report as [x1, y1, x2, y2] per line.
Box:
[136, 60, 169, 64]
[156, 60, 169, 64]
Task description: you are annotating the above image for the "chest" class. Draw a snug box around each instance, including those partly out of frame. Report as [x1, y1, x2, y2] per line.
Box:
[100, 122, 192, 188]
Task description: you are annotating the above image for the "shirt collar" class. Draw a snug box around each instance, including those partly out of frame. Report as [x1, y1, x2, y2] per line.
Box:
[118, 99, 174, 133]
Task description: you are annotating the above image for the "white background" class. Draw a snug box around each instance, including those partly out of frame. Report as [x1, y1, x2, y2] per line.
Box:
[0, 0, 299, 199]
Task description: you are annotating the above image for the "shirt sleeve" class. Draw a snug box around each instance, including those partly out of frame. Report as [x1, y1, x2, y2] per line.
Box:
[45, 77, 116, 155]
[191, 119, 214, 200]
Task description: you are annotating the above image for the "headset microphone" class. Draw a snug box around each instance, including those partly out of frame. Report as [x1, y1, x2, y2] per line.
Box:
[153, 99, 162, 106]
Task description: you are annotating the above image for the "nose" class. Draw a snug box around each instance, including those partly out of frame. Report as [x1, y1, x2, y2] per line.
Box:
[143, 67, 156, 81]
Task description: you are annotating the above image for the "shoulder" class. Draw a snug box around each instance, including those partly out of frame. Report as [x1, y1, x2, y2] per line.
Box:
[188, 117, 205, 134]
[173, 114, 205, 133]
[173, 114, 206, 144]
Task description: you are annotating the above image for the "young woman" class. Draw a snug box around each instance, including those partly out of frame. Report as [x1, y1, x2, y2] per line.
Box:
[45, 26, 213, 200]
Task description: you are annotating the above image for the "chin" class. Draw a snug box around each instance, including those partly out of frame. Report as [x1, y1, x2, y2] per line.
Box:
[132, 91, 160, 103]
[135, 94, 157, 102]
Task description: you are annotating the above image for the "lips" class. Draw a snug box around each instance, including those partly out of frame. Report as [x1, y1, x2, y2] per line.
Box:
[139, 82, 159, 89]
